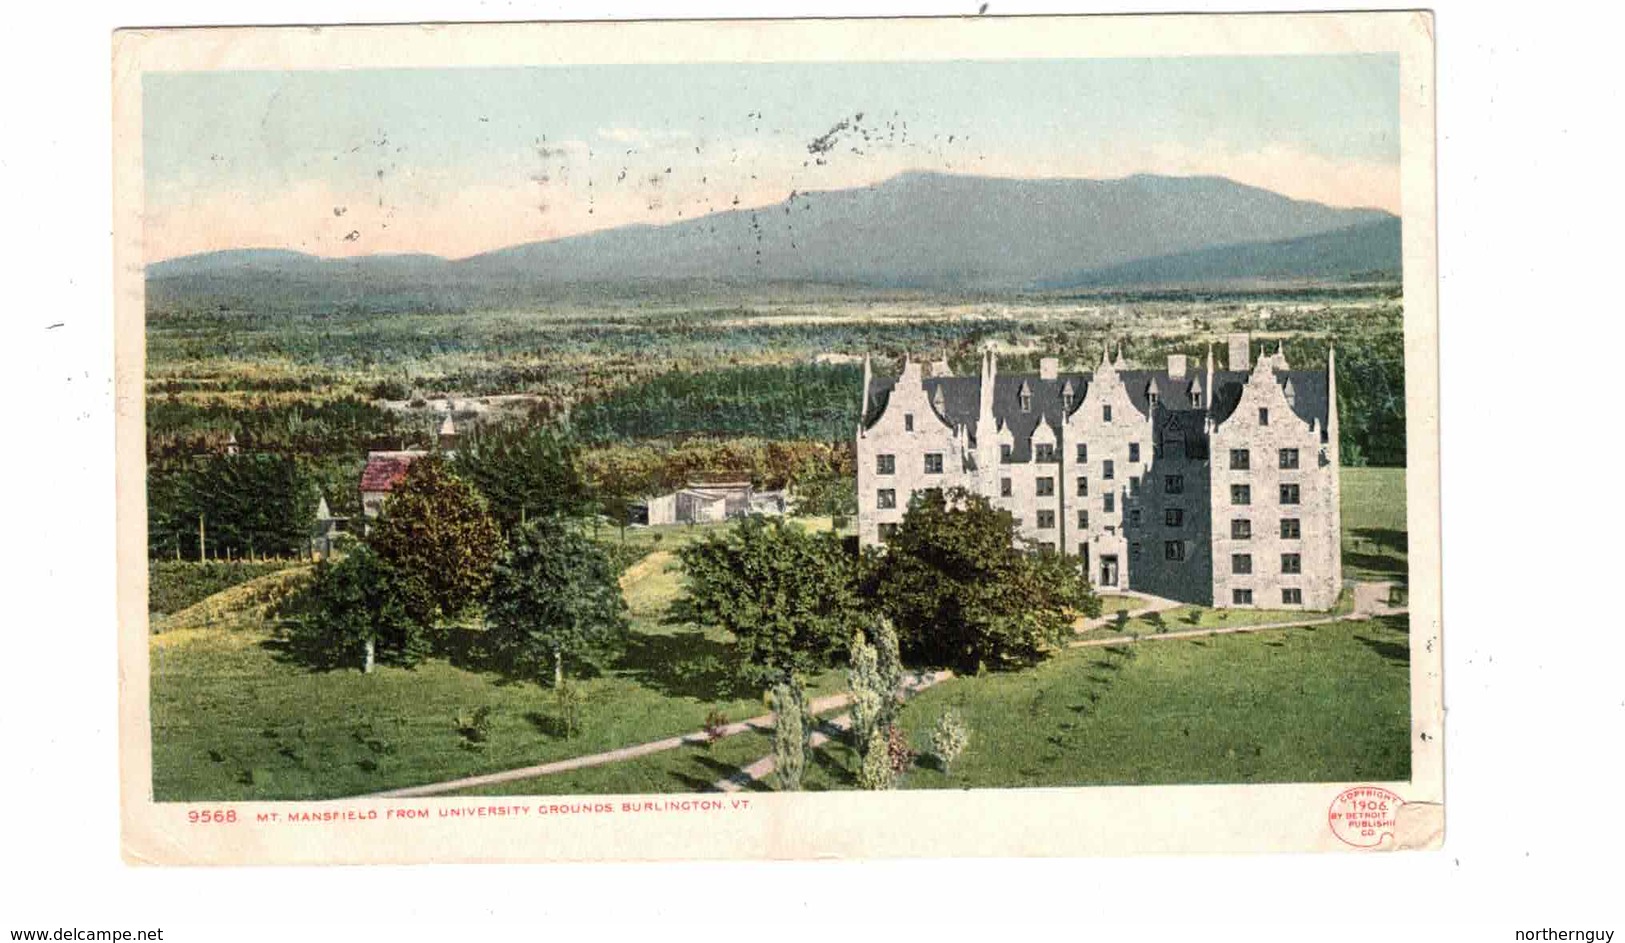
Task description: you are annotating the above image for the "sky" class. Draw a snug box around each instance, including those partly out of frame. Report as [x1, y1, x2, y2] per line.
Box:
[143, 55, 1400, 262]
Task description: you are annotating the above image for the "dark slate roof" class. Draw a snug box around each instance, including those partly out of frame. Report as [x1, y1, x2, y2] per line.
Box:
[864, 362, 1332, 451]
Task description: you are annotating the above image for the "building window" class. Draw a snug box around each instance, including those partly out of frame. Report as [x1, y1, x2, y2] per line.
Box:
[1282, 588, 1303, 605]
[1280, 483, 1300, 505]
[1259, 407, 1269, 426]
[1165, 508, 1184, 528]
[876, 454, 895, 475]
[1103, 404, 1113, 422]
[1231, 484, 1251, 505]
[878, 522, 899, 541]
[1281, 553, 1302, 575]
[1000, 444, 1013, 464]
[1232, 553, 1253, 575]
[1230, 448, 1250, 470]
[1103, 460, 1115, 480]
[1129, 508, 1142, 526]
[876, 489, 896, 510]
[924, 453, 944, 475]
[1190, 389, 1202, 408]
[1000, 477, 1013, 498]
[1037, 510, 1056, 529]
[1062, 390, 1074, 411]
[1103, 492, 1116, 513]
[1039, 541, 1056, 552]
[1280, 518, 1301, 539]
[905, 413, 914, 432]
[1232, 588, 1254, 605]
[1020, 389, 1032, 413]
[1129, 476, 1141, 497]
[1279, 448, 1300, 470]
[1036, 477, 1055, 497]
[1077, 510, 1089, 530]
[1076, 476, 1088, 497]
[1165, 540, 1185, 561]
[1035, 443, 1056, 463]
[1076, 443, 1088, 463]
[1148, 390, 1159, 408]
[1128, 442, 1141, 462]
[1131, 542, 1142, 558]
[1231, 518, 1251, 540]
[1165, 474, 1184, 494]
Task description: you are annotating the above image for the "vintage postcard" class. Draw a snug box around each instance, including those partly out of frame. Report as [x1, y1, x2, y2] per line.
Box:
[114, 11, 1441, 864]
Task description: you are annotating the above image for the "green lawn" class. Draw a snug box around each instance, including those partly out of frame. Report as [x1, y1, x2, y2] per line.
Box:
[803, 614, 1411, 790]
[1342, 466, 1408, 583]
[149, 518, 841, 802]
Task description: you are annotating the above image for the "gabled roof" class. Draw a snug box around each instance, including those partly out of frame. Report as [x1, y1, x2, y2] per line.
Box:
[359, 450, 427, 494]
[865, 359, 1333, 452]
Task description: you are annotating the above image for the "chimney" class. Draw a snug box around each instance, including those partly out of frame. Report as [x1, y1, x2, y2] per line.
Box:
[1167, 354, 1187, 379]
[1227, 333, 1251, 372]
[1039, 357, 1059, 380]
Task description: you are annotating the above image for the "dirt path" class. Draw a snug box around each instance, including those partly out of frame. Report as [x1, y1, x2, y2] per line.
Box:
[1069, 581, 1406, 650]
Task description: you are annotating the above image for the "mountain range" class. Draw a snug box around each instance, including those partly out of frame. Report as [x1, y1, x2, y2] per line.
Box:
[146, 172, 1400, 302]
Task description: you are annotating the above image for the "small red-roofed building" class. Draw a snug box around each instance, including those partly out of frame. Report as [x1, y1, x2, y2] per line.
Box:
[359, 449, 428, 522]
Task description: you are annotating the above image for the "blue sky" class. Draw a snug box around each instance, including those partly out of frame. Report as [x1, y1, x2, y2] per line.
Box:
[144, 55, 1400, 260]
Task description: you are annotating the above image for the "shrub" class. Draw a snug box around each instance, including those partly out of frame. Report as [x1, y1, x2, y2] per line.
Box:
[453, 706, 493, 749]
[886, 725, 915, 777]
[856, 727, 894, 791]
[929, 710, 970, 774]
[703, 708, 730, 744]
[554, 681, 584, 740]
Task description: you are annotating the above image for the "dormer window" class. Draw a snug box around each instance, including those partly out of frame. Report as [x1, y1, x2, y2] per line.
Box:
[932, 386, 947, 414]
[1018, 382, 1033, 413]
[1146, 382, 1159, 408]
[1061, 380, 1076, 412]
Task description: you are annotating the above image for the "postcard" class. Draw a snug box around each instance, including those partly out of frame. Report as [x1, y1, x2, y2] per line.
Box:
[114, 10, 1441, 864]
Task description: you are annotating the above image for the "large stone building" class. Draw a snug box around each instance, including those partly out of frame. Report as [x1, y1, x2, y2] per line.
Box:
[855, 334, 1343, 609]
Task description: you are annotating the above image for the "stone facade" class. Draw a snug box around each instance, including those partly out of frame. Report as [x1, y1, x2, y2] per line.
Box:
[855, 334, 1343, 609]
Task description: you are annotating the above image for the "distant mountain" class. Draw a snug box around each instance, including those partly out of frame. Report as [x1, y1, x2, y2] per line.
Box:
[1051, 216, 1403, 289]
[146, 172, 1399, 302]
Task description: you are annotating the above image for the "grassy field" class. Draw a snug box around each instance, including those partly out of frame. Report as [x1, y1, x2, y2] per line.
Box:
[148, 518, 841, 801]
[459, 614, 1411, 795]
[1342, 466, 1409, 583]
[821, 614, 1410, 790]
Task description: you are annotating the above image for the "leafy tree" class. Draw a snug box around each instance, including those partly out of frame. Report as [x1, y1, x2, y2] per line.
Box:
[485, 516, 630, 687]
[678, 515, 861, 688]
[451, 423, 592, 530]
[868, 487, 1099, 673]
[285, 544, 420, 672]
[856, 727, 894, 790]
[367, 456, 505, 627]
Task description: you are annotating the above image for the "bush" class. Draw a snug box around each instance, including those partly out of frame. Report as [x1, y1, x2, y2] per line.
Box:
[703, 708, 730, 744]
[856, 727, 894, 791]
[929, 710, 970, 774]
[453, 706, 493, 749]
